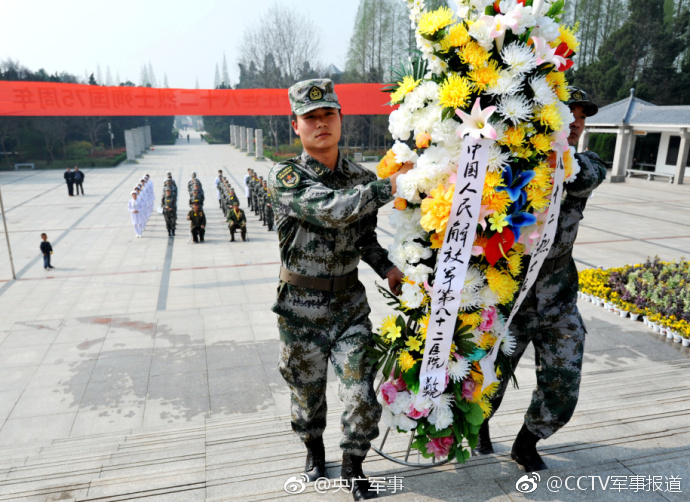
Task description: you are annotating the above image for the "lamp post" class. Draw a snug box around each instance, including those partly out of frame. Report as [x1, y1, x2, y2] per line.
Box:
[108, 122, 114, 150]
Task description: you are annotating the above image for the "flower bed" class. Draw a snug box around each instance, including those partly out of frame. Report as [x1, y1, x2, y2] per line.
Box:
[578, 257, 690, 343]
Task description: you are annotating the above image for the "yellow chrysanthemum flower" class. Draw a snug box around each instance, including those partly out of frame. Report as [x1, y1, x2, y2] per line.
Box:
[440, 22, 471, 51]
[468, 60, 501, 91]
[546, 71, 570, 101]
[438, 74, 473, 109]
[458, 311, 483, 329]
[507, 252, 523, 277]
[511, 145, 534, 159]
[530, 133, 552, 154]
[417, 6, 455, 36]
[485, 266, 519, 304]
[418, 312, 430, 340]
[477, 332, 497, 350]
[535, 103, 564, 131]
[420, 183, 455, 233]
[390, 75, 421, 104]
[484, 169, 505, 190]
[398, 351, 416, 372]
[477, 398, 493, 418]
[499, 126, 526, 148]
[378, 314, 397, 343]
[556, 25, 580, 53]
[482, 188, 512, 214]
[460, 41, 490, 68]
[526, 187, 550, 212]
[564, 147, 574, 179]
[406, 336, 423, 353]
[376, 149, 402, 179]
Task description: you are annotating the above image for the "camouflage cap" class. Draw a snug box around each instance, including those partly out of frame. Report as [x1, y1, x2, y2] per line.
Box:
[567, 87, 598, 117]
[288, 78, 341, 116]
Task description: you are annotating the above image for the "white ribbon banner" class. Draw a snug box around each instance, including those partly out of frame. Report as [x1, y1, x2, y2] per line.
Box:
[479, 155, 566, 390]
[418, 139, 491, 405]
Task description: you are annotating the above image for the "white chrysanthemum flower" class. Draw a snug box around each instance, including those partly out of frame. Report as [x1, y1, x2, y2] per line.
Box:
[529, 75, 557, 106]
[392, 141, 419, 164]
[400, 282, 425, 309]
[413, 104, 443, 137]
[405, 263, 434, 285]
[464, 265, 485, 292]
[497, 94, 533, 124]
[486, 69, 524, 96]
[467, 17, 494, 51]
[389, 390, 413, 415]
[479, 285, 499, 307]
[428, 393, 454, 429]
[489, 311, 506, 336]
[389, 107, 414, 141]
[556, 100, 575, 127]
[394, 171, 422, 203]
[501, 42, 538, 76]
[388, 244, 408, 271]
[390, 207, 424, 233]
[404, 86, 427, 112]
[382, 407, 396, 428]
[501, 332, 517, 355]
[401, 242, 433, 266]
[458, 286, 483, 311]
[419, 80, 440, 103]
[488, 143, 511, 172]
[397, 413, 418, 432]
[448, 356, 471, 382]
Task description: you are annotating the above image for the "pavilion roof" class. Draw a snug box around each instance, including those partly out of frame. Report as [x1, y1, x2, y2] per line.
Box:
[586, 90, 690, 129]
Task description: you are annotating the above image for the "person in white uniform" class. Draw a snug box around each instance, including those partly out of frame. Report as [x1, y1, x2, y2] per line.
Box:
[128, 190, 143, 238]
[214, 169, 223, 207]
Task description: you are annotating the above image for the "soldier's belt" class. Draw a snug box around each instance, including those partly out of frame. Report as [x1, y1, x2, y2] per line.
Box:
[279, 266, 358, 293]
[540, 251, 572, 274]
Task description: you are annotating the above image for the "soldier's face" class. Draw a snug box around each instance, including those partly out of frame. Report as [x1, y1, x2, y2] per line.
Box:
[568, 104, 587, 147]
[293, 107, 342, 154]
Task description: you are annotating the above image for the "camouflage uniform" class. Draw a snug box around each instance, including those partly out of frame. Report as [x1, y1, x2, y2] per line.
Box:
[268, 150, 394, 456]
[489, 150, 607, 439]
[161, 191, 177, 235]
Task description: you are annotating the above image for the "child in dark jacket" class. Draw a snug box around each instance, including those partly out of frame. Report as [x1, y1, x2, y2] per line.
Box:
[40, 233, 54, 270]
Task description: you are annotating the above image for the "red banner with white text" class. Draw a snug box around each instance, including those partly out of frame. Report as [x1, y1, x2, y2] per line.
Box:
[0, 81, 396, 116]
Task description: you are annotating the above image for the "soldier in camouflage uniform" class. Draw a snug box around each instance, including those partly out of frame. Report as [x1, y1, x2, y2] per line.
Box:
[262, 182, 274, 231]
[268, 79, 411, 501]
[161, 187, 177, 237]
[474, 88, 608, 473]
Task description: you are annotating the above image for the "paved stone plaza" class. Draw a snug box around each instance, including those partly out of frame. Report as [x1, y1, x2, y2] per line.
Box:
[0, 134, 688, 500]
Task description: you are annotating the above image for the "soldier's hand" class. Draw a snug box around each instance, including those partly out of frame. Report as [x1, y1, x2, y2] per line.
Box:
[389, 162, 415, 195]
[386, 267, 405, 296]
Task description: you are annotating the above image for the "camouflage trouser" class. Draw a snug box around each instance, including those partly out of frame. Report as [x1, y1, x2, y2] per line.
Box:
[275, 282, 381, 457]
[489, 258, 585, 439]
[164, 212, 176, 231]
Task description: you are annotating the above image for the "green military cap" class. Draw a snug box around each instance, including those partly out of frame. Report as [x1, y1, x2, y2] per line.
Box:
[233, 201, 239, 206]
[567, 87, 598, 117]
[288, 78, 341, 116]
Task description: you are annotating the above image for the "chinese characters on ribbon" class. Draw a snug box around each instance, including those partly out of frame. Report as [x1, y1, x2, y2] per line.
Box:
[478, 155, 567, 390]
[418, 139, 491, 405]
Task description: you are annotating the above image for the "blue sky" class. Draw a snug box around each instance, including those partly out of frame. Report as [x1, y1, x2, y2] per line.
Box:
[1, 0, 359, 88]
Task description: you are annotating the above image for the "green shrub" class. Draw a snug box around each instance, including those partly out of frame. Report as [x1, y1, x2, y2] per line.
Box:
[65, 141, 93, 159]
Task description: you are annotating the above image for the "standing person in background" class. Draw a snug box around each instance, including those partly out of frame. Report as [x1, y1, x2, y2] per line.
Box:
[73, 167, 85, 195]
[215, 169, 224, 207]
[244, 168, 253, 209]
[40, 233, 54, 270]
[128, 190, 142, 238]
[64, 167, 74, 196]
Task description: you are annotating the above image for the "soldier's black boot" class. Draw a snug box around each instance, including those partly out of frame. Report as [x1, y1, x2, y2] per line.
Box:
[471, 420, 494, 456]
[304, 437, 326, 482]
[341, 453, 376, 500]
[511, 424, 548, 472]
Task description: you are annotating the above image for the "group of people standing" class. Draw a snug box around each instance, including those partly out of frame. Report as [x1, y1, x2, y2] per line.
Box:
[63, 166, 85, 196]
[127, 175, 154, 238]
[244, 168, 274, 232]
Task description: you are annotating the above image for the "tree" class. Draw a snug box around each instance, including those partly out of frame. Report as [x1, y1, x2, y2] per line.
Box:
[88, 73, 97, 85]
[105, 66, 113, 86]
[0, 117, 21, 165]
[164, 73, 170, 88]
[32, 118, 67, 162]
[96, 64, 103, 85]
[214, 63, 221, 89]
[222, 53, 231, 88]
[148, 61, 157, 87]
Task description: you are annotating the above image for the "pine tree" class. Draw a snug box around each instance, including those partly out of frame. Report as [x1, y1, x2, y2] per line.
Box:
[222, 53, 231, 88]
[96, 64, 103, 85]
[214, 63, 221, 88]
[148, 61, 157, 87]
[140, 65, 150, 87]
[105, 66, 113, 86]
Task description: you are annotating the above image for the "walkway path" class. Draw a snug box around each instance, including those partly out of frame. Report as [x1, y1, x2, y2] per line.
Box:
[0, 141, 688, 500]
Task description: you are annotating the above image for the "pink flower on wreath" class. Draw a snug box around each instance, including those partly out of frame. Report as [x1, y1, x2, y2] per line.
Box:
[392, 375, 407, 392]
[479, 306, 498, 331]
[462, 378, 477, 401]
[426, 436, 454, 459]
[380, 382, 398, 405]
[408, 406, 431, 419]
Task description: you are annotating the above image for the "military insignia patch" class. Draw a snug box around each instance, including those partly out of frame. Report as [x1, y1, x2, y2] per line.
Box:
[308, 86, 323, 101]
[572, 90, 583, 101]
[277, 165, 301, 188]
